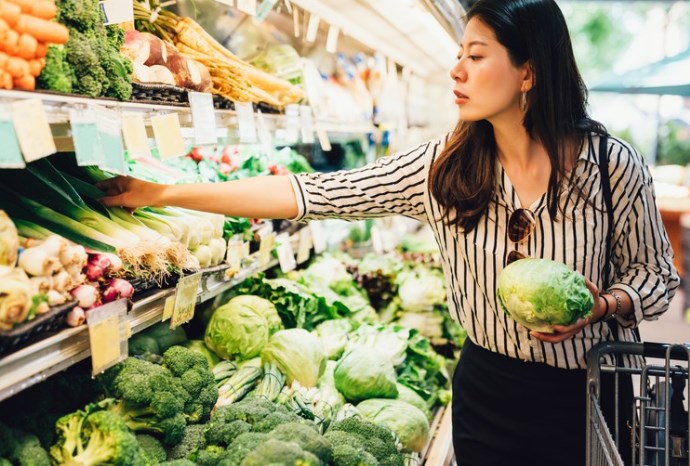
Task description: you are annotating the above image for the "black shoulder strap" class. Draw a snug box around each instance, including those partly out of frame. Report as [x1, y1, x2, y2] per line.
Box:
[597, 133, 614, 290]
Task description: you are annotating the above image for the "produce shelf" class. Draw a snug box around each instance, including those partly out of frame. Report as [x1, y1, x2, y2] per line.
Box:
[0, 89, 375, 140]
[0, 253, 279, 403]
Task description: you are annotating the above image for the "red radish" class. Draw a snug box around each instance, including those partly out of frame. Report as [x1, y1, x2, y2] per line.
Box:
[85, 264, 104, 282]
[65, 307, 85, 327]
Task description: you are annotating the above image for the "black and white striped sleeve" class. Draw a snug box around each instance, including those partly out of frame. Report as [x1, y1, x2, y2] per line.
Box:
[288, 139, 437, 223]
[608, 139, 680, 327]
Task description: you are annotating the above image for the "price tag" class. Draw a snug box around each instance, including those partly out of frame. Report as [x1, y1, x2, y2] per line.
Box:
[162, 294, 175, 322]
[296, 226, 312, 264]
[276, 232, 296, 273]
[306, 13, 320, 43]
[284, 104, 300, 144]
[121, 114, 151, 158]
[255, 0, 278, 22]
[371, 225, 385, 254]
[12, 99, 56, 163]
[0, 105, 25, 168]
[309, 220, 327, 254]
[87, 299, 128, 375]
[225, 239, 244, 277]
[300, 105, 315, 143]
[237, 0, 257, 15]
[151, 113, 186, 159]
[171, 272, 202, 329]
[316, 124, 332, 152]
[96, 107, 127, 175]
[258, 231, 276, 266]
[255, 110, 273, 154]
[234, 102, 257, 143]
[326, 25, 340, 54]
[70, 108, 103, 166]
[99, 0, 134, 25]
[189, 92, 217, 145]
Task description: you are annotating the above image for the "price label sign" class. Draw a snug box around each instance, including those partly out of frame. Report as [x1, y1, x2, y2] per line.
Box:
[70, 108, 104, 166]
[162, 294, 175, 322]
[296, 226, 312, 264]
[151, 113, 186, 159]
[316, 124, 332, 152]
[12, 99, 56, 163]
[258, 231, 276, 267]
[255, 110, 273, 154]
[234, 102, 257, 143]
[87, 299, 128, 375]
[189, 92, 217, 145]
[225, 239, 244, 277]
[0, 104, 25, 168]
[326, 25, 340, 54]
[122, 114, 152, 158]
[276, 232, 296, 273]
[300, 105, 315, 143]
[284, 104, 300, 144]
[171, 272, 202, 329]
[99, 0, 134, 25]
[309, 221, 327, 254]
[370, 225, 385, 254]
[255, 0, 278, 22]
[96, 107, 127, 175]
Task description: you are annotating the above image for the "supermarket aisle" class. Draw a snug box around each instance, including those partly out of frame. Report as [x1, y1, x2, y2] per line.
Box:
[639, 289, 689, 344]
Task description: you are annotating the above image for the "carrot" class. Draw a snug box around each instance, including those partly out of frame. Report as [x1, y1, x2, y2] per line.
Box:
[15, 15, 68, 44]
[5, 0, 32, 14]
[30, 0, 57, 20]
[0, 1, 21, 27]
[34, 41, 47, 58]
[16, 32, 36, 59]
[0, 70, 12, 89]
[5, 55, 28, 77]
[13, 74, 35, 90]
[0, 51, 8, 68]
[27, 57, 41, 76]
[3, 28, 18, 55]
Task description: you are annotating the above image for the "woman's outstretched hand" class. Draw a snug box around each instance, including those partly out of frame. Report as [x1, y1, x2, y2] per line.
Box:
[530, 278, 608, 343]
[97, 176, 167, 208]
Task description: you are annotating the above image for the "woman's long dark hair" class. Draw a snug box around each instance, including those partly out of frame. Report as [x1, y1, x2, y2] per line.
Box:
[429, 0, 606, 232]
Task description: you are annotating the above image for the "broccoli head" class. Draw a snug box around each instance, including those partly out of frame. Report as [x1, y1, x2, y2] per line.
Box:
[156, 460, 197, 466]
[268, 423, 332, 464]
[163, 346, 218, 424]
[99, 357, 190, 445]
[222, 432, 268, 466]
[325, 417, 403, 466]
[0, 458, 11, 466]
[56, 0, 103, 31]
[0, 422, 17, 458]
[36, 46, 75, 94]
[195, 445, 230, 466]
[137, 434, 167, 465]
[239, 439, 320, 466]
[50, 406, 143, 466]
[166, 424, 208, 461]
[253, 411, 304, 433]
[65, 30, 106, 97]
[205, 420, 252, 448]
[9, 431, 51, 466]
[331, 444, 379, 466]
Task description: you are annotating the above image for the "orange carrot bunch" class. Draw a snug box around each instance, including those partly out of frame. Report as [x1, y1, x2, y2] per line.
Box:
[0, 0, 68, 90]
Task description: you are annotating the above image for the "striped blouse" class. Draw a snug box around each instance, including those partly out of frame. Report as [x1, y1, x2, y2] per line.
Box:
[289, 133, 680, 370]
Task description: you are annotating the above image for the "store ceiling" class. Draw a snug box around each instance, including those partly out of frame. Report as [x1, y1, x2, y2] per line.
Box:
[288, 0, 460, 80]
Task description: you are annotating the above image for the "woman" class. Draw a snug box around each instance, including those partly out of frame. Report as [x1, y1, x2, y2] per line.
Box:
[99, 0, 679, 464]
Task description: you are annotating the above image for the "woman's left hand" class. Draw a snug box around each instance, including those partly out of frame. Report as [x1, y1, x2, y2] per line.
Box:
[531, 278, 607, 343]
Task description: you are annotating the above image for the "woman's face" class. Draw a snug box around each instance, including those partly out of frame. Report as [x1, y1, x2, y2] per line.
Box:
[450, 18, 530, 122]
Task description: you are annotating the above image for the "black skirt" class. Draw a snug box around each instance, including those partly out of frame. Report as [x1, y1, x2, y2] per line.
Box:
[452, 339, 633, 466]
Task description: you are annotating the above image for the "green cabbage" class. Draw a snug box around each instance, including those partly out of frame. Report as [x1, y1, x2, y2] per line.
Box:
[496, 258, 593, 333]
[395, 384, 429, 419]
[261, 329, 326, 387]
[334, 347, 398, 402]
[314, 319, 352, 359]
[396, 266, 447, 312]
[357, 399, 430, 453]
[204, 295, 280, 360]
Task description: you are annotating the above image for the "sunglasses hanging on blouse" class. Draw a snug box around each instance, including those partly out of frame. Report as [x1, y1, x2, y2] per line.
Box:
[506, 208, 536, 266]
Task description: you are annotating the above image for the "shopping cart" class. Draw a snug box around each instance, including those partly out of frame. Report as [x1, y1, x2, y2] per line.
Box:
[587, 341, 690, 466]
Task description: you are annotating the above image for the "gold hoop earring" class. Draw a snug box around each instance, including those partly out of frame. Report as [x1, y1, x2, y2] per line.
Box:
[519, 92, 528, 112]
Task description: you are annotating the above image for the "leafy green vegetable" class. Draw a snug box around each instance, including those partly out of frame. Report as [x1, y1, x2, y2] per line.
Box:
[182, 340, 220, 369]
[496, 258, 593, 333]
[334, 348, 398, 402]
[261, 329, 326, 387]
[396, 266, 447, 312]
[314, 319, 352, 359]
[205, 296, 280, 360]
[357, 399, 430, 453]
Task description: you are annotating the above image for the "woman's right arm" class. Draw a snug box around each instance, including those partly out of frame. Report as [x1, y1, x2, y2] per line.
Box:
[99, 175, 300, 219]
